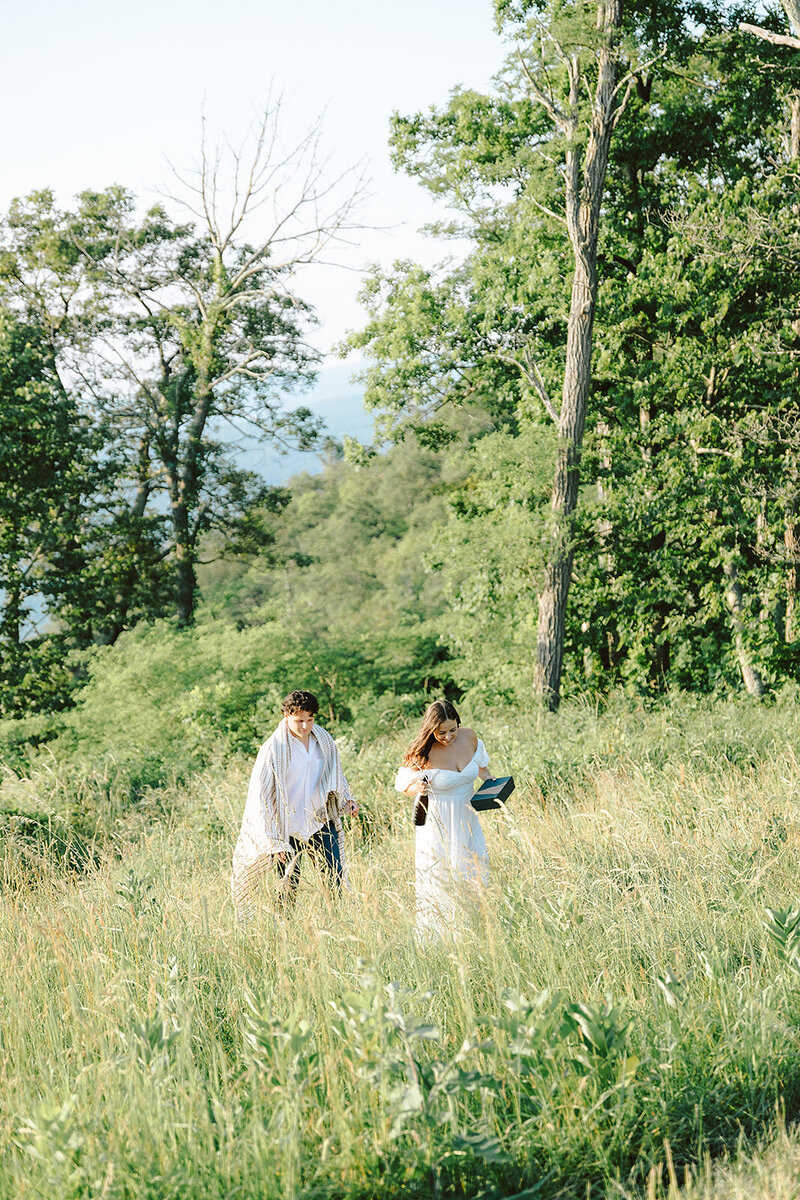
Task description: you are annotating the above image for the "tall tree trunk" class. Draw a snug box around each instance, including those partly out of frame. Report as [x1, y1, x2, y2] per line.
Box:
[174, 536, 197, 628]
[164, 440, 198, 629]
[533, 0, 623, 708]
[786, 499, 799, 643]
[722, 555, 766, 696]
[169, 340, 215, 628]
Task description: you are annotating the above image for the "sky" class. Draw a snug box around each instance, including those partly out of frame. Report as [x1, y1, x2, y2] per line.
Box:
[0, 0, 508, 365]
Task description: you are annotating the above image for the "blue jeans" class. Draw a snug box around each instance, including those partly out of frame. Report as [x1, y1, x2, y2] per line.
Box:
[276, 821, 342, 901]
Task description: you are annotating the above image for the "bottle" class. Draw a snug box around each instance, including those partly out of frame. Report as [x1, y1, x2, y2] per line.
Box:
[413, 775, 429, 827]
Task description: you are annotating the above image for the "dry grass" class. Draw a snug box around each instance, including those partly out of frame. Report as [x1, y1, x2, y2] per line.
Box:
[1, 693, 800, 1197]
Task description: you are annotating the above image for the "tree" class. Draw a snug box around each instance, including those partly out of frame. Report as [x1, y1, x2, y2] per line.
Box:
[1, 104, 363, 632]
[0, 189, 174, 647]
[351, 0, 760, 704]
[80, 109, 362, 625]
[493, 0, 633, 707]
[740, 3, 800, 157]
[563, 0, 800, 696]
[0, 311, 97, 711]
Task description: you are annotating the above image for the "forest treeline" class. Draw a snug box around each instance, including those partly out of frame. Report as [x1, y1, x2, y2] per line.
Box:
[1, 0, 799, 758]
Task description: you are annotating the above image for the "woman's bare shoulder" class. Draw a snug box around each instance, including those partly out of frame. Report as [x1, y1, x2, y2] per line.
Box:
[460, 727, 479, 748]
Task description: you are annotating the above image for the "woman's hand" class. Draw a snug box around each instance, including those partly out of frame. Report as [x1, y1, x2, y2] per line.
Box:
[406, 778, 429, 797]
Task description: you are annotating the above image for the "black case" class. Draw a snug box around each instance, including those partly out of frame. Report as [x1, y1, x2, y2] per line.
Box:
[470, 775, 515, 811]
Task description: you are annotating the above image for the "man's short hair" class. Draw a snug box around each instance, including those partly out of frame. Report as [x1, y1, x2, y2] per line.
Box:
[281, 690, 320, 716]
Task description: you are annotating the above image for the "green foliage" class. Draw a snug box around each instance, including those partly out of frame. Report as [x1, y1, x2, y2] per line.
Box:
[0, 810, 99, 886]
[0, 115, 340, 674]
[2, 0, 800, 727]
[2, 693, 800, 1197]
[434, 421, 555, 705]
[45, 620, 298, 784]
[342, 0, 800, 703]
[38, 608, 444, 793]
[575, 156, 800, 694]
[0, 310, 99, 713]
[763, 904, 800, 976]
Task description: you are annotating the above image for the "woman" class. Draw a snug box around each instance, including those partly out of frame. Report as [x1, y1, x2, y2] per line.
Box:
[395, 700, 494, 937]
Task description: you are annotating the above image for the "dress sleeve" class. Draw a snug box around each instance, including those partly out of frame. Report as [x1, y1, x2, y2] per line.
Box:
[395, 765, 423, 793]
[475, 738, 490, 770]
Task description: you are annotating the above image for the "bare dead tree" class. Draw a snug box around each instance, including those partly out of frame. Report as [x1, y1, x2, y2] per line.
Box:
[75, 103, 366, 626]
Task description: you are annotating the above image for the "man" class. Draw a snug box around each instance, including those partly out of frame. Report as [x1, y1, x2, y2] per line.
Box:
[231, 690, 359, 918]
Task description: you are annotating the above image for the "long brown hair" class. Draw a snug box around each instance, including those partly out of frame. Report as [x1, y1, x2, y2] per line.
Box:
[402, 700, 461, 768]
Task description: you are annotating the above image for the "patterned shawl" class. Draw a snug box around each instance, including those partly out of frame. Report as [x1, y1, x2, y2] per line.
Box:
[231, 718, 357, 919]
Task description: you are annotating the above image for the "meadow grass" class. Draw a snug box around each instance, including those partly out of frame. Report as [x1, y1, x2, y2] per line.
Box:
[1, 691, 800, 1198]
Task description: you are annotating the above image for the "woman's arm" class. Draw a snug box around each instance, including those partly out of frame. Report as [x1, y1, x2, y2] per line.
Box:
[475, 736, 494, 781]
[404, 778, 428, 796]
[395, 766, 428, 796]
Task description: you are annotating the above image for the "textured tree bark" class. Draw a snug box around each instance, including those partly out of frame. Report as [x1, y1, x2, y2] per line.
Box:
[533, 0, 623, 709]
[174, 543, 198, 629]
[534, 271, 596, 704]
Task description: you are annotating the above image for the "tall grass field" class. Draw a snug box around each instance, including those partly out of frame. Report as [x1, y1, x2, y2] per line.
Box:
[2, 692, 800, 1198]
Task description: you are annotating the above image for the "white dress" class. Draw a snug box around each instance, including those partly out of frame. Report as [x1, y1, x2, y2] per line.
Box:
[395, 739, 490, 937]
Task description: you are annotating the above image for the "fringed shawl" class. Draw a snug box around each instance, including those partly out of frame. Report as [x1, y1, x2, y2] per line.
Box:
[231, 718, 357, 919]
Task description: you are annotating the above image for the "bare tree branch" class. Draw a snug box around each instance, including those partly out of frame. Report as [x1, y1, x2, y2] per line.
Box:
[497, 345, 560, 424]
[739, 21, 800, 50]
[517, 47, 571, 131]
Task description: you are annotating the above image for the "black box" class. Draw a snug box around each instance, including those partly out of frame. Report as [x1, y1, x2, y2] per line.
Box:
[470, 775, 515, 811]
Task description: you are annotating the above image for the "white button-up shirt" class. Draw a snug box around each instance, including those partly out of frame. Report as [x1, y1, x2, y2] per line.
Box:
[286, 732, 325, 840]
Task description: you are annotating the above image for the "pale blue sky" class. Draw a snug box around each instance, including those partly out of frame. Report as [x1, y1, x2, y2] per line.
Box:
[1, 0, 507, 357]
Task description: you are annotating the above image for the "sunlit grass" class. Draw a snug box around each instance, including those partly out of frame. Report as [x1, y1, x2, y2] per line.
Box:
[2, 692, 800, 1197]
